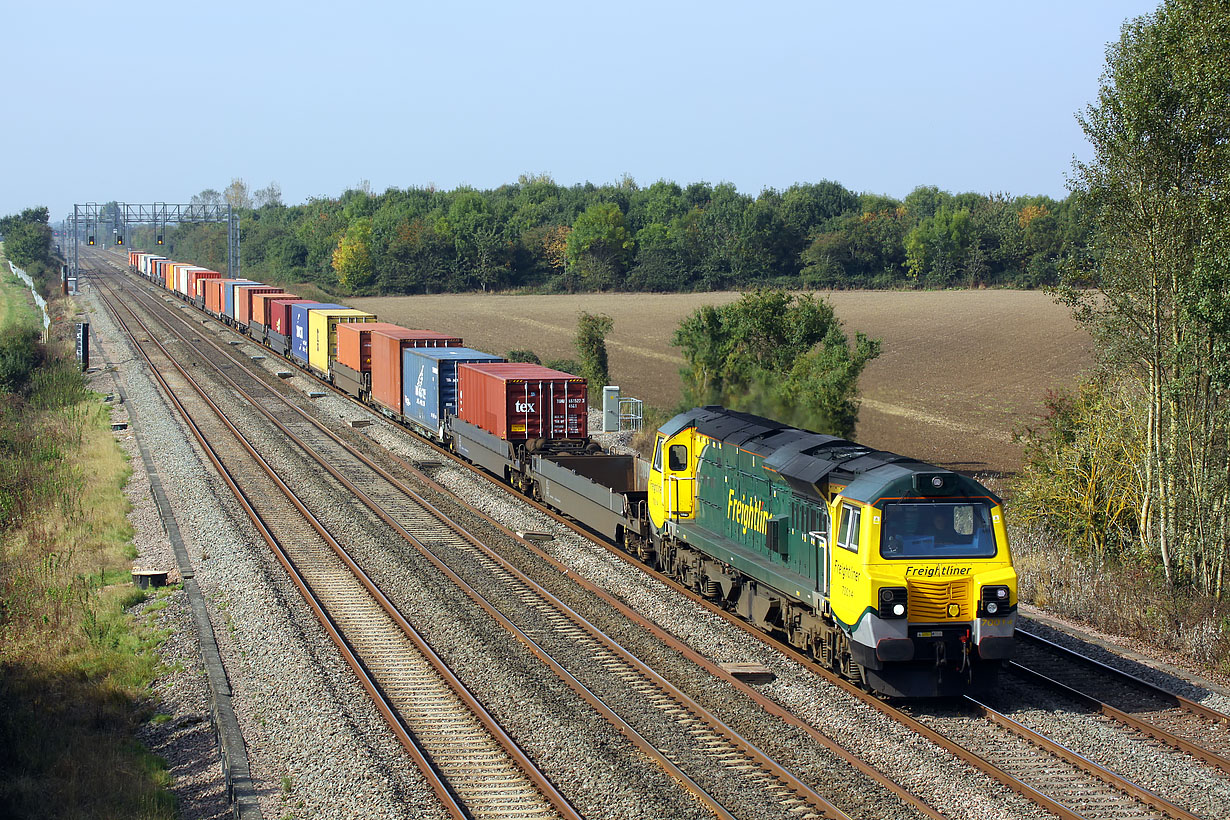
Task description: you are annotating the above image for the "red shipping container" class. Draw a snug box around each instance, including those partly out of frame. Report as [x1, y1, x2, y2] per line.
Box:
[267, 299, 319, 337]
[189, 269, 221, 300]
[253, 291, 297, 328]
[457, 362, 587, 441]
[370, 327, 464, 414]
[236, 286, 283, 327]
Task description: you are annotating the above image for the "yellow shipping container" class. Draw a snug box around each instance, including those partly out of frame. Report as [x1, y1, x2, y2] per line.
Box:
[308, 309, 376, 374]
[165, 262, 184, 290]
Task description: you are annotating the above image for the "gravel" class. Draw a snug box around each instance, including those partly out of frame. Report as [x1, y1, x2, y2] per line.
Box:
[80, 281, 448, 820]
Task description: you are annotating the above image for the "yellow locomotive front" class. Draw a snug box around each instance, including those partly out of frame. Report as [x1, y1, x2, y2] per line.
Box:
[827, 472, 1017, 697]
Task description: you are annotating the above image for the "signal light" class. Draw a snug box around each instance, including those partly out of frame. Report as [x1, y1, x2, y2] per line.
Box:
[116, 235, 124, 245]
[88, 235, 95, 245]
[156, 235, 164, 245]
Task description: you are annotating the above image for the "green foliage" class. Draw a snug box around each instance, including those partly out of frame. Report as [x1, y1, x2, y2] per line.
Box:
[566, 203, 635, 291]
[135, 174, 1087, 295]
[574, 312, 613, 399]
[331, 217, 374, 292]
[544, 358, 582, 375]
[0, 326, 46, 394]
[673, 290, 880, 437]
[1013, 381, 1145, 563]
[1055, 0, 1230, 597]
[1, 207, 54, 273]
[506, 349, 541, 364]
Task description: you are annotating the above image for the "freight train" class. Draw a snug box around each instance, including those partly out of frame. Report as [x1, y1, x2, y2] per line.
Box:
[125, 250, 1018, 697]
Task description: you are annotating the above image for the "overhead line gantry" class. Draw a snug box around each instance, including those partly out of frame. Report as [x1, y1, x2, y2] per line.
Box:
[69, 202, 240, 280]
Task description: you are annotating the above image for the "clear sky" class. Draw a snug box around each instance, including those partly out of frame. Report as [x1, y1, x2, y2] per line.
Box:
[3, 0, 1161, 221]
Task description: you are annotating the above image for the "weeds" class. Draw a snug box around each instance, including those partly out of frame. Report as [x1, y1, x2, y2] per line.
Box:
[1011, 522, 1230, 673]
[0, 305, 174, 818]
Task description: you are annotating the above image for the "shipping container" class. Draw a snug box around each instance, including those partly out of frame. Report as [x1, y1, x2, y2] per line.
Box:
[188, 269, 221, 300]
[164, 262, 183, 290]
[267, 298, 318, 338]
[223, 280, 259, 320]
[201, 278, 243, 315]
[457, 362, 587, 441]
[235, 285, 282, 327]
[140, 255, 164, 277]
[402, 347, 504, 436]
[253, 291, 297, 329]
[307, 309, 376, 374]
[175, 266, 206, 296]
[154, 260, 166, 286]
[370, 327, 465, 414]
[336, 321, 448, 373]
[290, 303, 345, 362]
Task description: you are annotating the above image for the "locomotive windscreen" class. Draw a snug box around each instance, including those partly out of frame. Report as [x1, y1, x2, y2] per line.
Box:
[880, 502, 998, 559]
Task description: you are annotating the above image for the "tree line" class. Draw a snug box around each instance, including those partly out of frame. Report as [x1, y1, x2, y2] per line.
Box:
[133, 176, 1085, 296]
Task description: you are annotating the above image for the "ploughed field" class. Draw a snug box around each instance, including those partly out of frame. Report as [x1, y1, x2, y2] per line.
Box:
[351, 290, 1093, 477]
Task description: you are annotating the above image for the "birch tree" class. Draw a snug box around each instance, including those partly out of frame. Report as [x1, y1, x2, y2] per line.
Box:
[1061, 0, 1230, 596]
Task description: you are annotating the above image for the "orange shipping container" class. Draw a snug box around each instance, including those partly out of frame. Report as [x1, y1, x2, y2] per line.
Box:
[201, 278, 242, 315]
[369, 327, 464, 414]
[335, 321, 444, 372]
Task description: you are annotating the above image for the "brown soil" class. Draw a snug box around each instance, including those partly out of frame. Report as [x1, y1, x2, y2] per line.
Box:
[350, 290, 1093, 477]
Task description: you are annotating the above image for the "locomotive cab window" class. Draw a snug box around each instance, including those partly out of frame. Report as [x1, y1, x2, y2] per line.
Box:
[880, 502, 997, 559]
[652, 437, 663, 471]
[668, 444, 688, 471]
[836, 504, 860, 553]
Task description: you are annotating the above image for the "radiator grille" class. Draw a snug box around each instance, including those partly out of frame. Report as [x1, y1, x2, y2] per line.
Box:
[908, 578, 973, 621]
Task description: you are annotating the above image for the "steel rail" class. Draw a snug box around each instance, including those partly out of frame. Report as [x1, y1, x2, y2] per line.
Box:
[1015, 627, 1230, 726]
[1006, 658, 1230, 775]
[103, 259, 860, 820]
[89, 264, 581, 820]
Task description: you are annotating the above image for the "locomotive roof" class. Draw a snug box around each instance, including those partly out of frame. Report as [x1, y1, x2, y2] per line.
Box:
[665, 406, 999, 506]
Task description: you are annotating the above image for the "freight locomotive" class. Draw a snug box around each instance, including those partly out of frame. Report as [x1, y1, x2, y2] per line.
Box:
[126, 250, 1018, 697]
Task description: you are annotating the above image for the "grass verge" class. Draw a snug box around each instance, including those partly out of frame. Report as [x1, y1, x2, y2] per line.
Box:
[0, 270, 176, 819]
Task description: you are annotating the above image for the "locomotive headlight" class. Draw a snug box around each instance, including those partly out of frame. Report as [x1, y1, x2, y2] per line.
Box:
[878, 587, 907, 619]
[980, 585, 1012, 617]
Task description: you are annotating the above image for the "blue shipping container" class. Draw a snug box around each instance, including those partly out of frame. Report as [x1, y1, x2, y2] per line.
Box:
[223, 280, 258, 319]
[290, 303, 344, 362]
[402, 347, 504, 435]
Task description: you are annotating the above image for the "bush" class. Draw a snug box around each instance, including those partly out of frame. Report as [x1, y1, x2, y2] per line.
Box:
[0, 327, 45, 395]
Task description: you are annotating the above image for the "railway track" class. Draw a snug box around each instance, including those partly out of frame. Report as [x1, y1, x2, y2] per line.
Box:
[87, 257, 937, 820]
[89, 249, 1230, 820]
[88, 261, 580, 820]
[1007, 628, 1230, 772]
[408, 454, 1224, 820]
